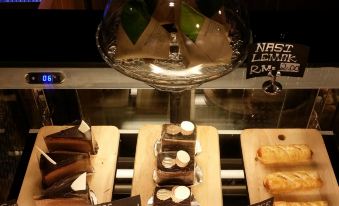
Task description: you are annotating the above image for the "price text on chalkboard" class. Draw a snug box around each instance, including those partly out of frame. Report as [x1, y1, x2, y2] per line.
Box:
[95, 195, 141, 206]
[249, 197, 274, 206]
[246, 42, 309, 79]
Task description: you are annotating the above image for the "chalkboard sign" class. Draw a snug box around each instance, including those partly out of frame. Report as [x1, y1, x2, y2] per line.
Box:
[246, 42, 309, 79]
[95, 195, 141, 206]
[249, 197, 274, 206]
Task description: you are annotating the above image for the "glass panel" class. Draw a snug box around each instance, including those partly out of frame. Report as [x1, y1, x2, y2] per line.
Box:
[194, 89, 318, 129]
[0, 89, 337, 204]
[74, 88, 319, 130]
[0, 90, 32, 202]
[316, 89, 339, 131]
[76, 89, 170, 129]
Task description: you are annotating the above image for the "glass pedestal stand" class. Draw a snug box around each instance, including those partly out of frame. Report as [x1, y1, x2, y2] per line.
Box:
[96, 0, 250, 123]
[169, 90, 192, 123]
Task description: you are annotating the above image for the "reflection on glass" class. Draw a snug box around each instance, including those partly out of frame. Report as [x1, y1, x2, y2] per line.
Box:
[96, 0, 250, 91]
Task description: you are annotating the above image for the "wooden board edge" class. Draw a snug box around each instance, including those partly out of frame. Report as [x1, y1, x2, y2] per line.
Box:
[90, 126, 120, 203]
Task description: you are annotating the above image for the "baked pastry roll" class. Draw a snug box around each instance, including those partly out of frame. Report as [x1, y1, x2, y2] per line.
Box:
[257, 144, 312, 164]
[263, 170, 322, 194]
[274, 201, 328, 206]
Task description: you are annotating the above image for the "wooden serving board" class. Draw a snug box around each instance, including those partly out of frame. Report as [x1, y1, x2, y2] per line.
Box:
[17, 126, 120, 206]
[131, 125, 222, 206]
[241, 129, 339, 205]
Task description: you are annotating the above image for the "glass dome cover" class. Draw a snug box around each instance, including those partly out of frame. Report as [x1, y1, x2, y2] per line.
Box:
[96, 0, 250, 91]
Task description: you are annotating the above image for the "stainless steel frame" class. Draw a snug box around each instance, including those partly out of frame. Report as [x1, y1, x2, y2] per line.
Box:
[1, 67, 339, 89]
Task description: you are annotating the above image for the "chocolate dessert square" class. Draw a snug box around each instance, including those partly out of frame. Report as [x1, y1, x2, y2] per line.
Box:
[39, 152, 93, 188]
[35, 173, 93, 206]
[44, 126, 98, 154]
[156, 151, 194, 186]
[153, 186, 192, 206]
[39, 173, 88, 198]
[161, 123, 197, 156]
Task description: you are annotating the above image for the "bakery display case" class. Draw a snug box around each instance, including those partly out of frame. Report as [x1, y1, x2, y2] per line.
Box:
[0, 0, 339, 206]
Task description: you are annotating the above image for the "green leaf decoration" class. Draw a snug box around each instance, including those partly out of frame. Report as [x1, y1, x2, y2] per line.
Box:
[196, 0, 223, 17]
[180, 3, 205, 42]
[121, 1, 152, 44]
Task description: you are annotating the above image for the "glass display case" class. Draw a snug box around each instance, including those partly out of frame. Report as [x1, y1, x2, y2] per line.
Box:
[0, 1, 339, 205]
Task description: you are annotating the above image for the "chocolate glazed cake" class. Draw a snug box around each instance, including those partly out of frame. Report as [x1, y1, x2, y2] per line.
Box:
[156, 151, 194, 186]
[39, 152, 93, 188]
[161, 123, 197, 156]
[35, 173, 93, 206]
[45, 126, 98, 154]
[39, 173, 89, 199]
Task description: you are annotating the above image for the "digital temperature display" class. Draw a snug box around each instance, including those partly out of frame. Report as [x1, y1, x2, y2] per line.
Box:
[42, 74, 53, 83]
[26, 72, 64, 84]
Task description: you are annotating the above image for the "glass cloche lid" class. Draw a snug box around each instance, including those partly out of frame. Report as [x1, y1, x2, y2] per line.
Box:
[96, 0, 250, 91]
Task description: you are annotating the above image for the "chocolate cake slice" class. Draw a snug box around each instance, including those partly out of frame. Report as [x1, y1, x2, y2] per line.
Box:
[45, 125, 98, 154]
[40, 173, 88, 198]
[39, 152, 93, 188]
[153, 186, 192, 206]
[161, 122, 197, 156]
[35, 173, 93, 206]
[156, 151, 194, 186]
